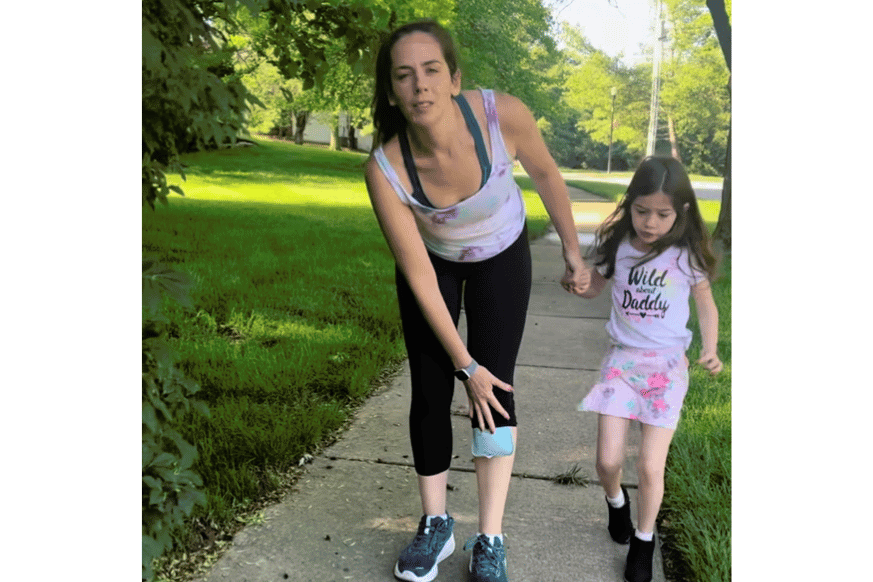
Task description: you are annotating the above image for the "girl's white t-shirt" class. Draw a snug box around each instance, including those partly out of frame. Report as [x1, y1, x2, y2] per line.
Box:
[603, 238, 708, 350]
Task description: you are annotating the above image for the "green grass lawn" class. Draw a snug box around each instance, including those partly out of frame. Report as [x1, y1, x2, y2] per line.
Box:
[148, 139, 403, 553]
[145, 138, 729, 581]
[659, 254, 731, 582]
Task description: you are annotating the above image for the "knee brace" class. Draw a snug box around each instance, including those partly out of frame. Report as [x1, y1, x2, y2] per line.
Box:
[471, 426, 515, 458]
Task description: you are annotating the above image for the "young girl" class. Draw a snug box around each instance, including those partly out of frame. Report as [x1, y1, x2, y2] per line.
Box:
[576, 156, 722, 582]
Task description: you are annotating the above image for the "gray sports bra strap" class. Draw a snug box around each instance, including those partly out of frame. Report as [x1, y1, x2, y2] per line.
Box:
[397, 94, 492, 208]
[454, 93, 491, 188]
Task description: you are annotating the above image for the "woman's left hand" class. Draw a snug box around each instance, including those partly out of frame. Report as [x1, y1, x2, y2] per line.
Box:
[561, 255, 591, 296]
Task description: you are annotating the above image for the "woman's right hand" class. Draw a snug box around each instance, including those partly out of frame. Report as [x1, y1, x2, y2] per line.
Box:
[463, 364, 513, 434]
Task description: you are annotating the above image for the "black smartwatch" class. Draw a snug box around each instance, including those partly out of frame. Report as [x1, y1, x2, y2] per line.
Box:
[454, 359, 478, 381]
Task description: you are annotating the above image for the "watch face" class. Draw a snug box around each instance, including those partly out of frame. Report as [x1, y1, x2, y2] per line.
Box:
[454, 370, 470, 381]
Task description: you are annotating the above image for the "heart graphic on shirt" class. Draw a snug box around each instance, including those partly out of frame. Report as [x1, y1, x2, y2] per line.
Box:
[639, 312, 646, 318]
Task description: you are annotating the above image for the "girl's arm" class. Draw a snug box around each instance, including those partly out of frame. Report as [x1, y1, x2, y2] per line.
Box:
[690, 278, 723, 374]
[578, 268, 608, 299]
[496, 92, 591, 296]
[365, 157, 513, 433]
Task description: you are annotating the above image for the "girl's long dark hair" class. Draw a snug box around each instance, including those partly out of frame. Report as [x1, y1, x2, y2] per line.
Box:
[591, 156, 719, 281]
[371, 20, 460, 149]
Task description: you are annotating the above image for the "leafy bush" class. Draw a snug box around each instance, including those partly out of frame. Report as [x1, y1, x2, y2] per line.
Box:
[142, 0, 254, 209]
[142, 259, 210, 581]
[141, 0, 392, 209]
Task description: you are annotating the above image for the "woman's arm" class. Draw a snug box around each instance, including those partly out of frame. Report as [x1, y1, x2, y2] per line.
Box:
[496, 92, 590, 295]
[365, 157, 513, 432]
[690, 278, 722, 374]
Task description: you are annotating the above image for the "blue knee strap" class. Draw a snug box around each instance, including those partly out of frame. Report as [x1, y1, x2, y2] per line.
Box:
[472, 426, 514, 458]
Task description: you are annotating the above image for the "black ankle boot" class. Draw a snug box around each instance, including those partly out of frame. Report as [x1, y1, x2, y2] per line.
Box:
[624, 534, 655, 582]
[607, 486, 633, 544]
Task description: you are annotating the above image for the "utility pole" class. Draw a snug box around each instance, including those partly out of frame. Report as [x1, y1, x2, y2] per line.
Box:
[607, 86, 617, 173]
[646, 0, 665, 157]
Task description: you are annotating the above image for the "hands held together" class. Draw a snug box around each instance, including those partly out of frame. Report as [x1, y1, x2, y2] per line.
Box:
[561, 254, 592, 296]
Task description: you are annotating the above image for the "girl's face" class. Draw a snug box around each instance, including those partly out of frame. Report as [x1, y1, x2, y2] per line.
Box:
[629, 191, 678, 250]
[388, 32, 460, 125]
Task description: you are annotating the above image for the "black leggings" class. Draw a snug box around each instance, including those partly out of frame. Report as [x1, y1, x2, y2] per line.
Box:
[395, 226, 532, 476]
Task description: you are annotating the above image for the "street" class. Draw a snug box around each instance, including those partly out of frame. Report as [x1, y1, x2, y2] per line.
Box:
[515, 170, 725, 201]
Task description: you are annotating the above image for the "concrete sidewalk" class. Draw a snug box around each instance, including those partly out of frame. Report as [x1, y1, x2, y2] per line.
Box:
[193, 187, 667, 582]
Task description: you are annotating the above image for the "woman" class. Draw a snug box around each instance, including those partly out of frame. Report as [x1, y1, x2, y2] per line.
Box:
[365, 20, 589, 582]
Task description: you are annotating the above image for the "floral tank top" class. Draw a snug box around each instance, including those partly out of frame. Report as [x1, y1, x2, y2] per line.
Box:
[372, 89, 526, 263]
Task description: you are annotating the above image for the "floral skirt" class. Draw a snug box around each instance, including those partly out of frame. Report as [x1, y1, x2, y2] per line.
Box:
[578, 344, 689, 429]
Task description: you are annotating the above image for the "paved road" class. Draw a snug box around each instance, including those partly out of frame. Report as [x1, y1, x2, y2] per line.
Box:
[690, 184, 722, 201]
[515, 171, 725, 201]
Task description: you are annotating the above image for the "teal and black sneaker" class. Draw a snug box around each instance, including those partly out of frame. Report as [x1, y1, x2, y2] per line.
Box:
[464, 534, 509, 582]
[394, 515, 455, 582]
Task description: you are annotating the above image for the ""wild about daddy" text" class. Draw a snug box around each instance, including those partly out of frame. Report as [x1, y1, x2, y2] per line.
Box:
[623, 265, 669, 317]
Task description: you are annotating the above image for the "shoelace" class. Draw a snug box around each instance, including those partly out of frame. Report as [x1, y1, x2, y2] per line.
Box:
[465, 536, 504, 575]
[408, 520, 442, 556]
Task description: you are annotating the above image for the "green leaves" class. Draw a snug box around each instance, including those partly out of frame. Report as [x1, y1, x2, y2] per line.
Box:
[143, 155, 185, 210]
[143, 0, 254, 209]
[142, 257, 208, 581]
[143, 0, 396, 208]
[658, 0, 730, 174]
[143, 259, 195, 317]
[255, 0, 390, 93]
[454, 0, 559, 119]
[556, 2, 729, 172]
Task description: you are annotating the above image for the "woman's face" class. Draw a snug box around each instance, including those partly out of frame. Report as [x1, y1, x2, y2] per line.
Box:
[388, 31, 460, 125]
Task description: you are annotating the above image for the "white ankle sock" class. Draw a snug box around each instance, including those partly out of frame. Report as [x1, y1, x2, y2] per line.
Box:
[635, 529, 653, 542]
[606, 491, 626, 508]
[478, 533, 503, 545]
[424, 514, 448, 533]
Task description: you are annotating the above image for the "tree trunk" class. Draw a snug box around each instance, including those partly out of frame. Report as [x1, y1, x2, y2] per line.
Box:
[667, 115, 682, 163]
[706, 0, 731, 70]
[348, 126, 358, 151]
[706, 0, 731, 253]
[294, 112, 307, 145]
[712, 124, 731, 253]
[330, 121, 341, 151]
